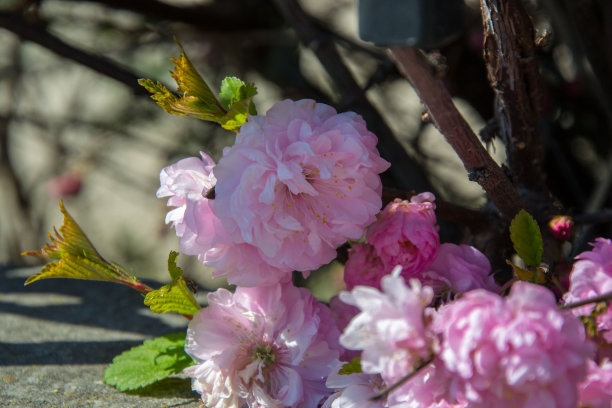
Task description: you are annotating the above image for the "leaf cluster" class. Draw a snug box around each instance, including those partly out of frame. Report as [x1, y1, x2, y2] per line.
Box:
[139, 41, 257, 132]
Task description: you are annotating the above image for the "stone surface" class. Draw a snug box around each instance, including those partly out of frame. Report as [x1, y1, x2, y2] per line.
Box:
[0, 265, 203, 408]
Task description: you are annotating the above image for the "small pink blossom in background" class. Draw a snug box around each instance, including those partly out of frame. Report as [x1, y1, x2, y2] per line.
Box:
[213, 99, 390, 273]
[564, 238, 612, 316]
[435, 281, 591, 408]
[322, 362, 387, 408]
[184, 282, 342, 408]
[46, 171, 83, 198]
[423, 243, 498, 296]
[367, 193, 439, 277]
[339, 269, 436, 383]
[578, 359, 612, 408]
[157, 152, 292, 286]
[343, 243, 387, 290]
[549, 215, 574, 241]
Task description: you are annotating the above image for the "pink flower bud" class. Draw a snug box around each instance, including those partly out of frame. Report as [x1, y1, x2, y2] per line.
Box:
[549, 215, 573, 241]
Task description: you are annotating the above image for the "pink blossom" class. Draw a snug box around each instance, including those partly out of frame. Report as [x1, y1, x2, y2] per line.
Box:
[564, 238, 612, 316]
[329, 295, 360, 361]
[322, 362, 387, 408]
[578, 359, 612, 408]
[212, 99, 390, 272]
[339, 269, 436, 382]
[384, 360, 462, 408]
[343, 243, 387, 290]
[423, 243, 498, 296]
[436, 281, 591, 407]
[184, 282, 342, 407]
[157, 152, 293, 286]
[157, 152, 216, 247]
[366, 193, 439, 276]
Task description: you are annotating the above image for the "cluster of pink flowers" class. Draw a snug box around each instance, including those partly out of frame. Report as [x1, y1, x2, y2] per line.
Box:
[184, 282, 342, 407]
[159, 99, 389, 286]
[344, 193, 498, 298]
[158, 98, 612, 407]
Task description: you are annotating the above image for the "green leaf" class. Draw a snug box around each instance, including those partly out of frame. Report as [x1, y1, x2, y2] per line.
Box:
[219, 76, 245, 110]
[104, 333, 194, 391]
[144, 251, 201, 316]
[338, 356, 362, 375]
[509, 209, 543, 267]
[218, 77, 257, 131]
[139, 42, 257, 132]
[22, 202, 149, 292]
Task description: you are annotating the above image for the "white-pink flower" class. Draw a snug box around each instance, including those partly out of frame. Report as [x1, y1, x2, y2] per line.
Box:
[435, 281, 592, 408]
[564, 238, 612, 317]
[157, 152, 293, 286]
[157, 152, 216, 240]
[366, 193, 439, 276]
[184, 282, 342, 407]
[423, 243, 498, 297]
[339, 269, 436, 382]
[578, 359, 612, 408]
[213, 99, 390, 272]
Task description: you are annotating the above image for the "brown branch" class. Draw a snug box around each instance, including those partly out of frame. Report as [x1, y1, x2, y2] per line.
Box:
[389, 46, 525, 220]
[480, 0, 546, 193]
[0, 11, 148, 96]
[58, 0, 283, 31]
[270, 0, 432, 193]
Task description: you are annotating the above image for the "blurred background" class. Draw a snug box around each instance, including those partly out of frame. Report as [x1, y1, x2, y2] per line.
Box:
[1, 0, 611, 297]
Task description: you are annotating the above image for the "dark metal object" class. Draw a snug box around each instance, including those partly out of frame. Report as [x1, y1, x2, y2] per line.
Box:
[358, 0, 465, 48]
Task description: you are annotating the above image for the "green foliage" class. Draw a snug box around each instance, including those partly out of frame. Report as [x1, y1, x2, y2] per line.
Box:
[139, 42, 257, 132]
[104, 333, 194, 391]
[23, 201, 149, 292]
[338, 356, 362, 375]
[144, 251, 201, 316]
[219, 76, 257, 131]
[509, 209, 543, 267]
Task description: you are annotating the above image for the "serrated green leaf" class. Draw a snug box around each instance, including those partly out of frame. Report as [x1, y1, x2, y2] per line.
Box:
[166, 250, 183, 281]
[216, 77, 257, 131]
[509, 209, 543, 267]
[22, 202, 149, 292]
[144, 251, 200, 316]
[338, 356, 362, 375]
[104, 333, 194, 391]
[219, 76, 245, 110]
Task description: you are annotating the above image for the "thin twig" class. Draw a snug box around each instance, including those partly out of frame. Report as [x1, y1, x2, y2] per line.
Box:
[0, 11, 148, 96]
[560, 291, 612, 311]
[369, 356, 434, 401]
[574, 210, 612, 225]
[389, 46, 525, 220]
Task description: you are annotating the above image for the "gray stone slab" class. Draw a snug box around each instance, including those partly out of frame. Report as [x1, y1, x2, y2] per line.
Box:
[0, 266, 202, 408]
